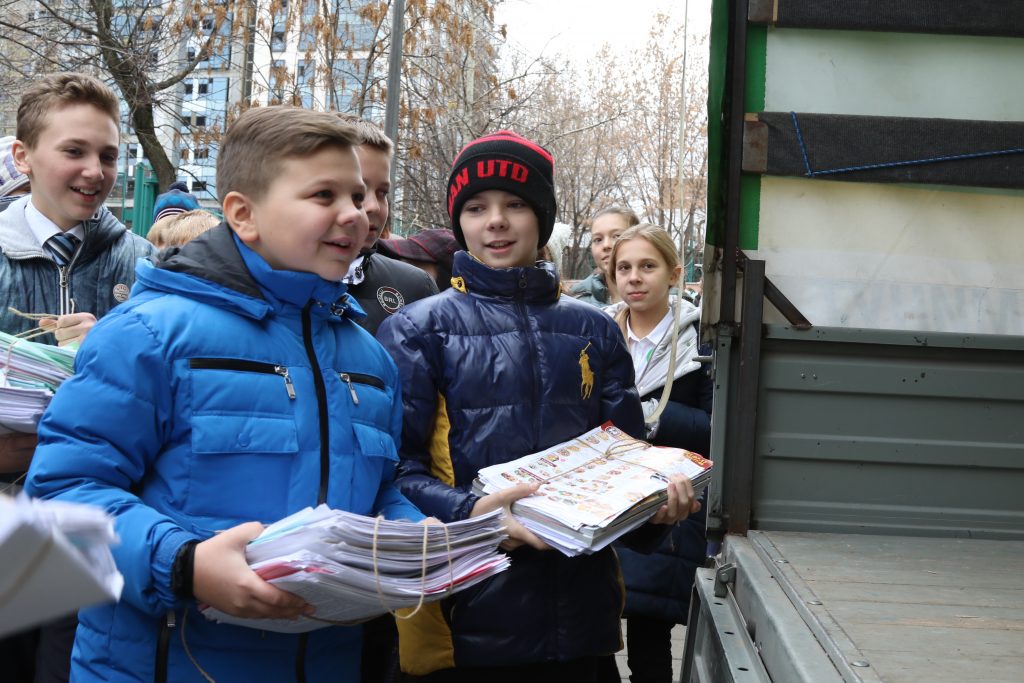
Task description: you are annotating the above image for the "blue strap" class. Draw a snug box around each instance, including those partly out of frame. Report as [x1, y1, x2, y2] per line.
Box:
[789, 111, 1024, 178]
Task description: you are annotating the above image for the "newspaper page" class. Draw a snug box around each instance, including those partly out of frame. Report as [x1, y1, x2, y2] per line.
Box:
[476, 422, 713, 532]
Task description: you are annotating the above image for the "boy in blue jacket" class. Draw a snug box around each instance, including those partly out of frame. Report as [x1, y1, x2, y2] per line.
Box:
[376, 131, 699, 682]
[26, 106, 424, 682]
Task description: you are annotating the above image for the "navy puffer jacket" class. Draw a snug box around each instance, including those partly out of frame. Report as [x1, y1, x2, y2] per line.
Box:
[376, 251, 645, 675]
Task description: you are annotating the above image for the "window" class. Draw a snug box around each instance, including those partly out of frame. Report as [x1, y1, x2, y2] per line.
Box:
[194, 115, 207, 127]
[192, 180, 208, 192]
[272, 28, 286, 51]
[180, 148, 190, 162]
[198, 80, 210, 95]
[297, 60, 315, 109]
[194, 147, 209, 160]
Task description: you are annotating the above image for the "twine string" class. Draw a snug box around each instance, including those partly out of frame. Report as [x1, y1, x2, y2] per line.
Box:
[180, 609, 217, 683]
[6, 307, 61, 343]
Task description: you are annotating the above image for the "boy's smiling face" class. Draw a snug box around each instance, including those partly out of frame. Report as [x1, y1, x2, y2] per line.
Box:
[13, 103, 119, 230]
[227, 145, 369, 281]
[459, 189, 539, 268]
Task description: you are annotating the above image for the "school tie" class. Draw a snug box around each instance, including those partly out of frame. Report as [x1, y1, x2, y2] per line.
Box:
[45, 233, 81, 267]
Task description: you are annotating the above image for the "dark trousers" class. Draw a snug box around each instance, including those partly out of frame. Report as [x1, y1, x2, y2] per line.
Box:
[361, 615, 400, 683]
[0, 630, 38, 682]
[407, 656, 604, 683]
[624, 615, 675, 683]
[34, 614, 76, 683]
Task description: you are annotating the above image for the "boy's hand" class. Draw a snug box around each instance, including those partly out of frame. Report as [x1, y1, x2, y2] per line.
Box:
[471, 483, 551, 552]
[193, 521, 313, 619]
[0, 432, 37, 474]
[649, 475, 701, 525]
[40, 312, 97, 347]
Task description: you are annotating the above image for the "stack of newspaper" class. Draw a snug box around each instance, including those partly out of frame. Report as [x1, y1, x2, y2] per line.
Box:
[201, 506, 510, 633]
[0, 331, 76, 433]
[0, 495, 123, 637]
[473, 422, 713, 556]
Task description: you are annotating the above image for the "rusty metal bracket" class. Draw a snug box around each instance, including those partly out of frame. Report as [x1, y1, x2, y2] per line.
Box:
[737, 251, 812, 330]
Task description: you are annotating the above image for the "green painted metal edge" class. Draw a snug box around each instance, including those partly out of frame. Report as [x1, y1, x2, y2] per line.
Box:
[705, 0, 729, 247]
[740, 25, 767, 250]
[706, 5, 766, 250]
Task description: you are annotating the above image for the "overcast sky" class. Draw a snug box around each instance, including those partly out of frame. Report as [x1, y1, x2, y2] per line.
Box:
[494, 0, 712, 65]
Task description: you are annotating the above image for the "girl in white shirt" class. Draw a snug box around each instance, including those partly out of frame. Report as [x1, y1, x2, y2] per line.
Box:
[605, 224, 712, 683]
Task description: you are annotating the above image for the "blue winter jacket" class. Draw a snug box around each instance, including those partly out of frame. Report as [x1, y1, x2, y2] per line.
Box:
[376, 251, 646, 675]
[0, 195, 155, 340]
[26, 224, 423, 683]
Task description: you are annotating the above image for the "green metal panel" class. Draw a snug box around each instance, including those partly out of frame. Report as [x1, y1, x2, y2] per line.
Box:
[749, 326, 1024, 538]
[130, 164, 159, 237]
[707, 4, 764, 251]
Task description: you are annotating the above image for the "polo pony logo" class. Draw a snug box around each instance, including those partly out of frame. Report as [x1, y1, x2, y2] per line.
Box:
[579, 342, 593, 400]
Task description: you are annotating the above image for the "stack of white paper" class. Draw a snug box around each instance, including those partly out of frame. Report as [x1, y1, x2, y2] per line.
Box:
[474, 423, 714, 556]
[0, 331, 76, 433]
[202, 507, 510, 633]
[0, 495, 123, 637]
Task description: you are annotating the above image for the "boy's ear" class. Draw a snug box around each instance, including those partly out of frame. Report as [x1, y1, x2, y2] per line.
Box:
[11, 140, 32, 176]
[222, 191, 259, 244]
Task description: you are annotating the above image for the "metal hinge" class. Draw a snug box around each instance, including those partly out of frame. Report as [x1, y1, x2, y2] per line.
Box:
[714, 562, 736, 598]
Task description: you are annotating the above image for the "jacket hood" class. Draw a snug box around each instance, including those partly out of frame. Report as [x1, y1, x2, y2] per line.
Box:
[451, 250, 560, 304]
[137, 223, 363, 322]
[606, 295, 703, 396]
[0, 196, 133, 261]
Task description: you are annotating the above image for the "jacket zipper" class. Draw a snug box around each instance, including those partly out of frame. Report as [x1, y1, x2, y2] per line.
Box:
[56, 237, 84, 316]
[189, 358, 296, 399]
[154, 609, 175, 683]
[516, 272, 543, 448]
[296, 303, 330, 682]
[338, 372, 385, 405]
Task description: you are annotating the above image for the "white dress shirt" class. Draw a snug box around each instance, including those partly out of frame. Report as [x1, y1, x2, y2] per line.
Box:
[25, 200, 85, 251]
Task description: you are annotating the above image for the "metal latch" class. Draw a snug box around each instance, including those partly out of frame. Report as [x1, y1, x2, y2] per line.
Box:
[714, 562, 736, 598]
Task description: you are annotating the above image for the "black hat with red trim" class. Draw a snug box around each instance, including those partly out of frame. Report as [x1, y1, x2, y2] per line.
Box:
[446, 130, 556, 249]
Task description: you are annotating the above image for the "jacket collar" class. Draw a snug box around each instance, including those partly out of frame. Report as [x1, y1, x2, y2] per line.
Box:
[0, 195, 129, 261]
[235, 233, 363, 321]
[150, 223, 363, 321]
[451, 250, 560, 304]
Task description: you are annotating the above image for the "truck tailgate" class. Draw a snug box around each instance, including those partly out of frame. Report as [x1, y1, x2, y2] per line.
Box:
[685, 531, 1024, 683]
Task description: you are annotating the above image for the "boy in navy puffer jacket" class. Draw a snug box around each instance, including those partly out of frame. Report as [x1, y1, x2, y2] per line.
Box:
[376, 131, 700, 682]
[26, 106, 424, 683]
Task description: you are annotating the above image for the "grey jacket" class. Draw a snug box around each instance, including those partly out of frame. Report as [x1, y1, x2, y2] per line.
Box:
[0, 196, 156, 341]
[568, 269, 610, 306]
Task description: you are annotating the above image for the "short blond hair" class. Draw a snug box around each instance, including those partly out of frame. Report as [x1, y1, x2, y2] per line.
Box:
[217, 106, 361, 202]
[147, 209, 220, 248]
[17, 73, 120, 150]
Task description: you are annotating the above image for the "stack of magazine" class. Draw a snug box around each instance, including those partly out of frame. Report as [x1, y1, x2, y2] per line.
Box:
[201, 506, 510, 633]
[473, 422, 713, 556]
[0, 330, 76, 434]
[0, 494, 123, 637]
